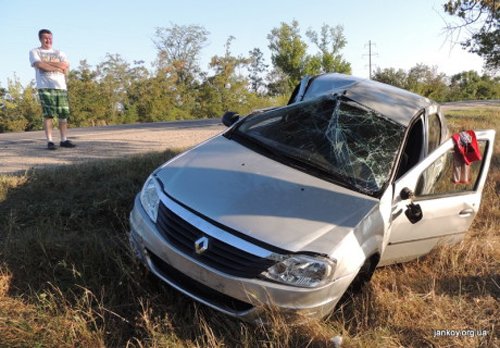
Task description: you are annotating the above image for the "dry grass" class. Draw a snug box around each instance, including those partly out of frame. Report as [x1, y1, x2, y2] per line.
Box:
[0, 106, 498, 347]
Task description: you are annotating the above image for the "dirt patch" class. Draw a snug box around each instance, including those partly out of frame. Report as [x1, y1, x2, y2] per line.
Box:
[0, 120, 226, 175]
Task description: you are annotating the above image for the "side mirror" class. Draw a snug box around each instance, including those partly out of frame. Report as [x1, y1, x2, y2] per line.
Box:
[405, 203, 423, 224]
[222, 111, 240, 127]
[400, 187, 423, 224]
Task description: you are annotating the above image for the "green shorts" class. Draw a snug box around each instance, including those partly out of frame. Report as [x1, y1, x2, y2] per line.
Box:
[38, 89, 70, 120]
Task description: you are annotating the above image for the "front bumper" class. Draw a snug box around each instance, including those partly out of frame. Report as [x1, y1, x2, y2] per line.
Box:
[129, 195, 354, 321]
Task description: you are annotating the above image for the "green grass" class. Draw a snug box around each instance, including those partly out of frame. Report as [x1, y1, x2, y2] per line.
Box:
[444, 106, 500, 134]
[0, 106, 498, 347]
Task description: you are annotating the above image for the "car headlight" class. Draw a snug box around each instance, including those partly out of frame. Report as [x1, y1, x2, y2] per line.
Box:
[139, 176, 160, 222]
[261, 255, 336, 288]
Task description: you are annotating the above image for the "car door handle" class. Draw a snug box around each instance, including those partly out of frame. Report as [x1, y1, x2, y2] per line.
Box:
[459, 208, 475, 217]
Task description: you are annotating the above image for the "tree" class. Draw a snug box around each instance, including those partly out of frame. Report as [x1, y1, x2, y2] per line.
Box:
[448, 70, 500, 99]
[199, 36, 252, 117]
[248, 48, 268, 94]
[268, 20, 308, 91]
[153, 23, 209, 85]
[374, 64, 449, 101]
[67, 60, 110, 126]
[129, 73, 178, 122]
[305, 24, 352, 74]
[121, 60, 151, 123]
[152, 24, 210, 119]
[97, 53, 134, 123]
[406, 64, 448, 101]
[443, 0, 499, 71]
[0, 77, 41, 132]
[268, 20, 353, 93]
[18, 83, 42, 131]
[372, 67, 408, 88]
[265, 68, 291, 97]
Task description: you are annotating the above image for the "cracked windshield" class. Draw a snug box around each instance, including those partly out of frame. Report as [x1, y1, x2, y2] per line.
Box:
[236, 96, 404, 195]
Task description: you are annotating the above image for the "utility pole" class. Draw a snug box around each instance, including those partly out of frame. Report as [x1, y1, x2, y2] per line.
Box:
[369, 40, 372, 79]
[363, 40, 378, 79]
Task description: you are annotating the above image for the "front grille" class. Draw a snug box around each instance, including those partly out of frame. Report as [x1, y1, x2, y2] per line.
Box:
[155, 202, 276, 278]
[147, 249, 254, 313]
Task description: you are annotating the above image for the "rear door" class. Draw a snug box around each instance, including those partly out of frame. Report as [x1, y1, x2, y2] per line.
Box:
[380, 130, 495, 266]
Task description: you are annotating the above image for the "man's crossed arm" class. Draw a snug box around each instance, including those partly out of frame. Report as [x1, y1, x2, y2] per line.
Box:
[34, 60, 69, 74]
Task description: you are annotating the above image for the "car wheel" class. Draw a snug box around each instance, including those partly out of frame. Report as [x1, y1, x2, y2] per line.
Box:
[348, 254, 379, 294]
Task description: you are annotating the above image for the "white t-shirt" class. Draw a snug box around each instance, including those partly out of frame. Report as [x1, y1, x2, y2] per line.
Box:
[29, 47, 68, 90]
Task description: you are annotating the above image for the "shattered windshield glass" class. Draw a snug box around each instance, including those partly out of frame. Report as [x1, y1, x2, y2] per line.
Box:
[234, 95, 405, 195]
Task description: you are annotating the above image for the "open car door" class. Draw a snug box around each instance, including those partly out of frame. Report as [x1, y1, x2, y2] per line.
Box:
[380, 129, 496, 266]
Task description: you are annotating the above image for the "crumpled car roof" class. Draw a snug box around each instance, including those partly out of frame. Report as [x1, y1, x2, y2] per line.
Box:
[300, 73, 436, 127]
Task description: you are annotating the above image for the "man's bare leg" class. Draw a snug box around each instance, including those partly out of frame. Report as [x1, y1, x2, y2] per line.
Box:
[44, 118, 57, 150]
[58, 119, 75, 147]
[44, 117, 54, 142]
[59, 119, 68, 142]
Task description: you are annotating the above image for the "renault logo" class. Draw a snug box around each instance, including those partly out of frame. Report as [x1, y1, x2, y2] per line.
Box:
[194, 236, 209, 255]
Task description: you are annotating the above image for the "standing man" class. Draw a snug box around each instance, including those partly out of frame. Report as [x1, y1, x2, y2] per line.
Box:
[29, 29, 75, 150]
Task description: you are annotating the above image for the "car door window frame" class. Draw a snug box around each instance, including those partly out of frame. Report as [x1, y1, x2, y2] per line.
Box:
[395, 112, 425, 180]
[393, 130, 495, 202]
[414, 137, 492, 200]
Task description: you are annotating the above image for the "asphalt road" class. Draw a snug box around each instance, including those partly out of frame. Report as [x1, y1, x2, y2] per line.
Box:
[0, 118, 225, 175]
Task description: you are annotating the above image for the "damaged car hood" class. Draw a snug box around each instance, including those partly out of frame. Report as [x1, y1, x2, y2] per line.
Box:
[155, 135, 378, 254]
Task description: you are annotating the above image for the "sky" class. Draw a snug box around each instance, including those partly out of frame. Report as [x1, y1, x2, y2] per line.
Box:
[0, 0, 486, 88]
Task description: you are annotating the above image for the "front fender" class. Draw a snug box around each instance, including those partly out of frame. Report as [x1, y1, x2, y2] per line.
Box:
[333, 205, 384, 278]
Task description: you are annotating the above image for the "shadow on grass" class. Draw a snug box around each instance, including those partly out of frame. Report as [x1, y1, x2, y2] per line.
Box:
[0, 150, 333, 347]
[0, 150, 179, 345]
[412, 273, 499, 299]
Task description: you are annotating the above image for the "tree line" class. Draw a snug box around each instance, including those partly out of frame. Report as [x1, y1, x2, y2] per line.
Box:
[0, 20, 498, 133]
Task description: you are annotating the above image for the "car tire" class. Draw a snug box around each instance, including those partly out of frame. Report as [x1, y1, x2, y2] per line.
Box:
[348, 254, 379, 294]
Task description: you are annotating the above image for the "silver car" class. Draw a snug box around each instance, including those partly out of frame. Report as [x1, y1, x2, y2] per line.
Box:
[129, 73, 495, 320]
